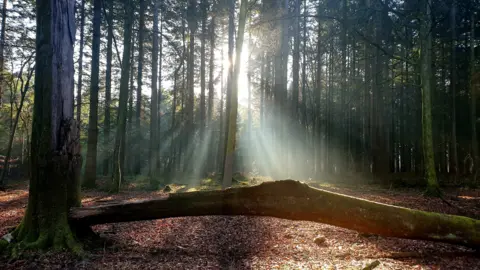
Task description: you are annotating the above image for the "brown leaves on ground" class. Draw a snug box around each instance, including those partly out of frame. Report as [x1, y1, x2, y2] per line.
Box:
[1, 181, 480, 269]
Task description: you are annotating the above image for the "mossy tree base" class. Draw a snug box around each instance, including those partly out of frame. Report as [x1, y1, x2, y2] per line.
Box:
[7, 218, 83, 257]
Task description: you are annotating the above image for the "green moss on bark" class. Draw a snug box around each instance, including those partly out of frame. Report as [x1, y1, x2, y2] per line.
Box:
[7, 211, 84, 258]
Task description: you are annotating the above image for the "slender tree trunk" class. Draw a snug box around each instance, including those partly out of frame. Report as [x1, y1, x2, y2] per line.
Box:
[184, 0, 197, 174]
[260, 54, 265, 130]
[157, 16, 163, 171]
[470, 11, 478, 176]
[292, 0, 300, 120]
[246, 30, 252, 173]
[362, 0, 371, 173]
[291, 0, 300, 176]
[127, 31, 135, 174]
[112, 0, 135, 193]
[302, 0, 308, 177]
[421, 0, 440, 196]
[150, 0, 159, 184]
[76, 0, 86, 123]
[281, 0, 289, 177]
[84, 0, 102, 188]
[10, 0, 83, 252]
[222, 0, 247, 188]
[134, 0, 145, 175]
[217, 30, 225, 173]
[207, 15, 216, 172]
[450, 0, 458, 176]
[340, 0, 347, 172]
[315, 6, 322, 178]
[103, 0, 113, 176]
[200, 0, 207, 146]
[440, 42, 448, 174]
[301, 0, 307, 127]
[221, 0, 235, 177]
[0, 0, 7, 107]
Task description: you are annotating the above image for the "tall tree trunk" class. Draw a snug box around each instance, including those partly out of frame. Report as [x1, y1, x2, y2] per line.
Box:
[421, 0, 440, 196]
[341, 0, 348, 172]
[0, 0, 7, 107]
[314, 5, 322, 178]
[112, 0, 135, 193]
[281, 0, 289, 177]
[301, 0, 307, 127]
[470, 11, 478, 176]
[301, 0, 308, 177]
[292, 0, 300, 120]
[84, 0, 102, 188]
[291, 0, 300, 176]
[150, 0, 159, 185]
[247, 30, 252, 173]
[260, 54, 265, 130]
[223, 0, 236, 177]
[217, 29, 225, 173]
[450, 0, 458, 176]
[200, 0, 207, 148]
[134, 0, 145, 175]
[362, 0, 371, 173]
[76, 0, 86, 123]
[127, 31, 135, 174]
[10, 0, 82, 252]
[222, 0, 247, 188]
[208, 15, 216, 172]
[157, 16, 163, 171]
[184, 0, 197, 174]
[103, 0, 113, 176]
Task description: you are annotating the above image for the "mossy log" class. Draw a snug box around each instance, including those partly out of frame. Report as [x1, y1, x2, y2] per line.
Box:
[70, 180, 480, 249]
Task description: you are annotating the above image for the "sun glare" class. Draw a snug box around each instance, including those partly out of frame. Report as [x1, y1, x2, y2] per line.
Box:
[219, 42, 251, 107]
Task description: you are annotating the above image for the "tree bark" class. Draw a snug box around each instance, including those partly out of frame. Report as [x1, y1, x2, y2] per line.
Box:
[200, 0, 207, 145]
[221, 0, 235, 185]
[420, 0, 440, 195]
[150, 0, 159, 184]
[84, 0, 102, 188]
[112, 0, 134, 193]
[0, 0, 7, 107]
[183, 0, 197, 174]
[207, 15, 216, 172]
[450, 0, 458, 176]
[223, 0, 247, 188]
[217, 28, 225, 173]
[103, 0, 113, 176]
[76, 0, 85, 123]
[71, 180, 480, 249]
[157, 15, 163, 171]
[314, 3, 322, 177]
[470, 11, 478, 175]
[10, 0, 83, 253]
[134, 0, 146, 175]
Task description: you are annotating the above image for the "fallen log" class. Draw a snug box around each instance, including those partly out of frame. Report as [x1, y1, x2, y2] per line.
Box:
[70, 180, 480, 248]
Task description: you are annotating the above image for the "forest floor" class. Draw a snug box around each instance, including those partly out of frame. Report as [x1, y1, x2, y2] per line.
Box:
[1, 179, 480, 269]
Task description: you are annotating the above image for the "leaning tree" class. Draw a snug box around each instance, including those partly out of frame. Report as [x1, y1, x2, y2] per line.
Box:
[5, 0, 83, 253]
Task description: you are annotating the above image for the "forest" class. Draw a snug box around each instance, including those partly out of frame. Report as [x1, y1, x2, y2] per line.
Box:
[0, 0, 480, 269]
